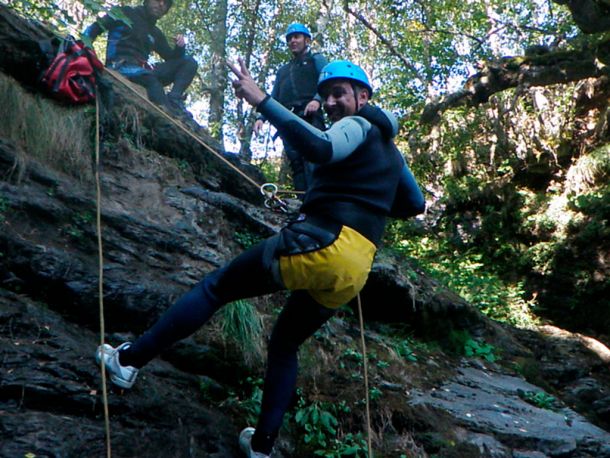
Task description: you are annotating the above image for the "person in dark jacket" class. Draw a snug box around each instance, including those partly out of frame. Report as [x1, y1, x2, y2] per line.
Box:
[95, 59, 425, 458]
[83, 0, 197, 116]
[254, 23, 327, 193]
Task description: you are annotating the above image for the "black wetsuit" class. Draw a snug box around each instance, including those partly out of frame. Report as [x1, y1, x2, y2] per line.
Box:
[263, 51, 327, 192]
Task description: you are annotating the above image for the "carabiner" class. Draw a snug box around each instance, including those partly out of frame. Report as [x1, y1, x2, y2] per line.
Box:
[260, 183, 278, 199]
[260, 183, 288, 213]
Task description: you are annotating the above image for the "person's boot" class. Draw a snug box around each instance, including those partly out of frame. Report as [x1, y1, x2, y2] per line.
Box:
[167, 93, 202, 130]
[238, 427, 270, 458]
[95, 342, 139, 389]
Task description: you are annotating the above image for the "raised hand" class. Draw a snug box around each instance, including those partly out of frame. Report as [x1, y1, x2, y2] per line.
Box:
[253, 119, 265, 136]
[303, 99, 321, 116]
[175, 34, 185, 47]
[227, 58, 267, 106]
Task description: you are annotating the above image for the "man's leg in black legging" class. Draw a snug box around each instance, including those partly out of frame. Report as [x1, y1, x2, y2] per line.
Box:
[283, 141, 309, 193]
[153, 56, 198, 99]
[119, 239, 281, 369]
[127, 72, 169, 107]
[251, 291, 336, 454]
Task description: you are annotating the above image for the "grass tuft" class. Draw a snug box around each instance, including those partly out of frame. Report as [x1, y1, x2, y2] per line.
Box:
[218, 299, 265, 368]
[0, 72, 94, 181]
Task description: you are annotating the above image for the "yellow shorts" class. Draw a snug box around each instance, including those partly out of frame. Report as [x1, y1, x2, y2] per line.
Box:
[278, 225, 376, 308]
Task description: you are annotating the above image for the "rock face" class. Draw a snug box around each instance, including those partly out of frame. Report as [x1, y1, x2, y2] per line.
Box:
[410, 363, 610, 458]
[1, 5, 609, 457]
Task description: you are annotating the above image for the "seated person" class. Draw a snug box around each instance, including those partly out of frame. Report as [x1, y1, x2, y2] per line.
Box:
[83, 0, 197, 117]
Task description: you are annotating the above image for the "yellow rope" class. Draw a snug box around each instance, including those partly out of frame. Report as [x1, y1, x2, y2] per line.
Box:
[357, 293, 373, 457]
[95, 94, 112, 458]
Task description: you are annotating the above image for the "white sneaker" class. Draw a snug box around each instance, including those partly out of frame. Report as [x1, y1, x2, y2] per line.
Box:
[95, 342, 138, 389]
[238, 427, 270, 458]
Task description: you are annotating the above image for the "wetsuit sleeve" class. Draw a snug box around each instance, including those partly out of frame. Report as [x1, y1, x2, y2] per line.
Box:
[152, 27, 185, 61]
[389, 158, 426, 219]
[257, 96, 371, 164]
[358, 105, 398, 139]
[83, 14, 118, 42]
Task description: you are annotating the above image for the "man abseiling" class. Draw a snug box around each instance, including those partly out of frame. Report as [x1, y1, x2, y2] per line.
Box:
[96, 58, 425, 458]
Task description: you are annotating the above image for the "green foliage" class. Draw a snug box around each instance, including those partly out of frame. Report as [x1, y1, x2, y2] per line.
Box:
[464, 338, 497, 362]
[293, 395, 368, 457]
[448, 330, 498, 362]
[295, 400, 339, 449]
[518, 390, 557, 410]
[341, 348, 363, 365]
[175, 159, 191, 174]
[221, 376, 263, 426]
[392, 339, 418, 362]
[234, 230, 263, 249]
[314, 433, 368, 458]
[254, 158, 281, 184]
[63, 211, 94, 242]
[10, 0, 77, 31]
[391, 234, 537, 327]
[0, 196, 8, 223]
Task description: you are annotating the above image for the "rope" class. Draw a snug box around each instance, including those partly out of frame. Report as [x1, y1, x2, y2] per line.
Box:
[104, 68, 297, 201]
[95, 94, 112, 458]
[357, 293, 373, 457]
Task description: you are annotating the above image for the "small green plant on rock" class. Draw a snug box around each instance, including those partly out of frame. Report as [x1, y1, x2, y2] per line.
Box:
[464, 338, 497, 362]
[221, 376, 263, 426]
[449, 330, 498, 362]
[293, 394, 368, 456]
[519, 389, 557, 410]
[234, 230, 262, 249]
[0, 196, 8, 223]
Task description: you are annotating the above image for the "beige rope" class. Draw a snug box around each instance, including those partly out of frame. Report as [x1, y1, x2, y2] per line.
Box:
[95, 95, 112, 458]
[357, 293, 373, 457]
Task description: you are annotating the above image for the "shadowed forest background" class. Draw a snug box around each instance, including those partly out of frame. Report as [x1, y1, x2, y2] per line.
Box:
[1, 0, 609, 456]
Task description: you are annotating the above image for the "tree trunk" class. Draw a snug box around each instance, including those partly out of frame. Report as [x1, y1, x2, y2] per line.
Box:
[207, 0, 228, 144]
[237, 1, 284, 162]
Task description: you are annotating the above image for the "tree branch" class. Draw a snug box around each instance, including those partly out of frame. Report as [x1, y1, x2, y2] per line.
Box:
[421, 48, 603, 124]
[552, 0, 610, 34]
[343, 4, 423, 84]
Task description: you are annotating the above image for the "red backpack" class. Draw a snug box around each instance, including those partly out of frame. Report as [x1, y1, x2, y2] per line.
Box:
[40, 36, 104, 104]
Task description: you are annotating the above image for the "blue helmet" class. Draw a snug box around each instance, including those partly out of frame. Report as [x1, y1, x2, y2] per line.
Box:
[317, 60, 373, 97]
[285, 23, 312, 41]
